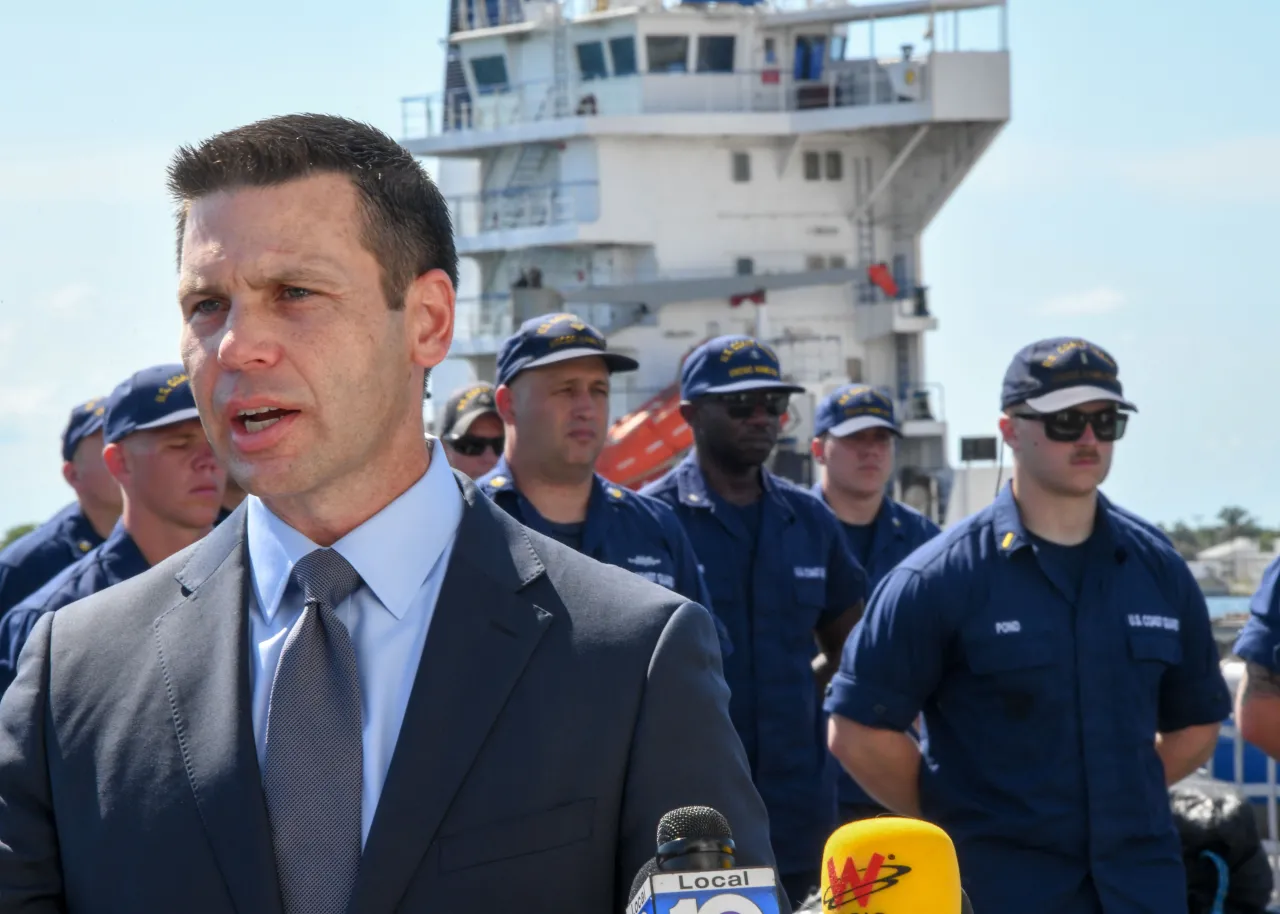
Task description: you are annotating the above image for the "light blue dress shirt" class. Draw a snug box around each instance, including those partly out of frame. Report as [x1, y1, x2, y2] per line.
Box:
[246, 442, 463, 844]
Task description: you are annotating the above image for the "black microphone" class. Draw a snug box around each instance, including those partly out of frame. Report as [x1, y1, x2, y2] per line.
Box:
[625, 806, 782, 914]
[655, 805, 736, 872]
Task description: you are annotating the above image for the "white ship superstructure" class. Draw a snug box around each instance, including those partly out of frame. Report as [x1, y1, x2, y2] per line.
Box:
[402, 0, 1010, 521]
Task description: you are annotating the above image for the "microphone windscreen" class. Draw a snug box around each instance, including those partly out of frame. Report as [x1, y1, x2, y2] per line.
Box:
[820, 816, 962, 914]
[657, 806, 733, 844]
[628, 858, 661, 905]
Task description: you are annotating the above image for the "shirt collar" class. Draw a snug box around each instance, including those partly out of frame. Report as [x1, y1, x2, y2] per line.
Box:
[247, 440, 463, 622]
[991, 480, 1030, 557]
[992, 481, 1124, 558]
[101, 522, 150, 577]
[675, 450, 790, 517]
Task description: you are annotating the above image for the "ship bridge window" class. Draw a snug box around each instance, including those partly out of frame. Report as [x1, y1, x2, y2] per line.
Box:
[825, 152, 843, 180]
[610, 37, 637, 76]
[646, 35, 689, 73]
[470, 55, 510, 94]
[576, 41, 609, 81]
[696, 36, 735, 73]
[804, 151, 821, 181]
[732, 151, 750, 182]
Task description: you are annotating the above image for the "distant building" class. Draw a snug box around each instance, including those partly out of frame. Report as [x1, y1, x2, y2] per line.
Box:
[1186, 560, 1230, 597]
[1196, 537, 1278, 593]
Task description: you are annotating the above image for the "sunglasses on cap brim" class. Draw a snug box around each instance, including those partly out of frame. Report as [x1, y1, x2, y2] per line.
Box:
[705, 391, 791, 419]
[1012, 406, 1128, 443]
[445, 434, 504, 456]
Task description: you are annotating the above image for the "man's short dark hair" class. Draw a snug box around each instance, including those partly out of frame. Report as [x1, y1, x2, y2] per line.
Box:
[167, 113, 458, 309]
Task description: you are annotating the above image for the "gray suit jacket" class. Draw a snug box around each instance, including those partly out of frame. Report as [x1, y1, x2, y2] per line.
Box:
[0, 475, 778, 913]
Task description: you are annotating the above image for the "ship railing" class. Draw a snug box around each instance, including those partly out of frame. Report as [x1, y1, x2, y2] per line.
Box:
[453, 293, 514, 341]
[899, 381, 944, 426]
[400, 57, 933, 140]
[447, 180, 600, 237]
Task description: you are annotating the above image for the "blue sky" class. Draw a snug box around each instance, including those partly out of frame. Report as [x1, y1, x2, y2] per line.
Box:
[0, 0, 1276, 534]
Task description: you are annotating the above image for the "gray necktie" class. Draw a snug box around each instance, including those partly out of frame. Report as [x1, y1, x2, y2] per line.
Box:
[262, 548, 364, 914]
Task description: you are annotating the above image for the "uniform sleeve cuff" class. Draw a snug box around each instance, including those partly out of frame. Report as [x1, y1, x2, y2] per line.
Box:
[1233, 621, 1280, 671]
[823, 671, 919, 731]
[1160, 674, 1233, 733]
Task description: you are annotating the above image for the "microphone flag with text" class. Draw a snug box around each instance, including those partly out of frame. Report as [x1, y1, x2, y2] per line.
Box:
[820, 816, 968, 914]
[626, 806, 783, 914]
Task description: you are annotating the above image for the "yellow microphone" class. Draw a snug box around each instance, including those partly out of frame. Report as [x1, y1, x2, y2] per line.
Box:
[819, 816, 964, 913]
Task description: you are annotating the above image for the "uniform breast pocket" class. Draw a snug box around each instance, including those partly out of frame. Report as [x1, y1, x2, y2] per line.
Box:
[792, 578, 828, 634]
[1127, 628, 1183, 692]
[961, 631, 1058, 722]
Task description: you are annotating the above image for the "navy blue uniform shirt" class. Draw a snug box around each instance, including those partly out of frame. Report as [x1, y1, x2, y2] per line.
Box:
[475, 457, 724, 647]
[824, 483, 1230, 914]
[0, 522, 149, 693]
[1233, 555, 1280, 671]
[643, 453, 868, 876]
[0, 502, 104, 618]
[812, 484, 941, 816]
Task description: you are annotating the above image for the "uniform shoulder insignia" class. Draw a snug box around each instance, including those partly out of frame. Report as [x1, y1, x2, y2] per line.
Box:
[687, 493, 701, 503]
[1001, 532, 1015, 549]
[607, 486, 625, 500]
[78, 540, 92, 552]
[488, 475, 508, 489]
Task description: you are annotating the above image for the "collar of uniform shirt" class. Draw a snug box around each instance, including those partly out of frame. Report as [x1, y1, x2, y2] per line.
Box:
[246, 441, 463, 622]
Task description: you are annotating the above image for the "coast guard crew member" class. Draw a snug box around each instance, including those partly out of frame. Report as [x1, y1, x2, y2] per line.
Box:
[0, 364, 226, 692]
[0, 398, 122, 615]
[826, 337, 1230, 914]
[642, 335, 868, 905]
[1231, 557, 1280, 760]
[477, 314, 715, 617]
[809, 384, 940, 822]
[438, 382, 503, 480]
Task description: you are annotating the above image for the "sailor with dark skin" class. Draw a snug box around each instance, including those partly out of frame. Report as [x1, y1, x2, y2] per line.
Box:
[643, 334, 868, 906]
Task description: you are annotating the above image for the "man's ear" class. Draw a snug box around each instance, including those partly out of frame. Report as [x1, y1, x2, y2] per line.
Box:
[102, 442, 129, 485]
[998, 413, 1017, 450]
[494, 383, 517, 426]
[403, 267, 455, 379]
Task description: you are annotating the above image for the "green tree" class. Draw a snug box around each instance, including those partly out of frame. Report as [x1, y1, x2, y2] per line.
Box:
[1218, 506, 1262, 541]
[0, 523, 36, 550]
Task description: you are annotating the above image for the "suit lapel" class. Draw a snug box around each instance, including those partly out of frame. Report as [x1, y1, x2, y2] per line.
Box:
[349, 484, 552, 914]
[154, 506, 283, 914]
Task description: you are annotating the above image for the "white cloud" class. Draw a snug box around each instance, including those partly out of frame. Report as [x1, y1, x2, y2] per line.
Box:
[0, 144, 173, 204]
[48, 282, 96, 316]
[1120, 136, 1280, 204]
[968, 134, 1280, 206]
[1037, 287, 1127, 316]
[0, 385, 59, 420]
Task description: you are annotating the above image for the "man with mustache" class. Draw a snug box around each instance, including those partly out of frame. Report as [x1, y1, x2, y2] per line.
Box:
[809, 383, 940, 824]
[0, 364, 225, 692]
[0, 114, 776, 914]
[825, 337, 1230, 914]
[642, 335, 868, 907]
[476, 313, 715, 619]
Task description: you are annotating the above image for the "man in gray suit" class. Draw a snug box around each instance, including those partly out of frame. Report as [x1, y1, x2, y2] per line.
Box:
[0, 114, 779, 914]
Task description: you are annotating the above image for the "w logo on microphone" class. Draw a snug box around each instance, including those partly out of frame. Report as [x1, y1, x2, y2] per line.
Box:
[823, 853, 912, 910]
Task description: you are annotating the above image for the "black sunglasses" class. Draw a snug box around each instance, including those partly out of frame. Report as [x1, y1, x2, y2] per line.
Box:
[708, 391, 790, 420]
[446, 434, 504, 456]
[1013, 407, 1128, 443]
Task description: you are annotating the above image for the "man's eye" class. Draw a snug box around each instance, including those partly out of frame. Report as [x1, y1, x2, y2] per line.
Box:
[192, 299, 221, 316]
[281, 287, 312, 300]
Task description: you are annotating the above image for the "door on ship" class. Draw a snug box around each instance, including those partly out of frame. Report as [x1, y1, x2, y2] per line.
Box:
[794, 35, 830, 108]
